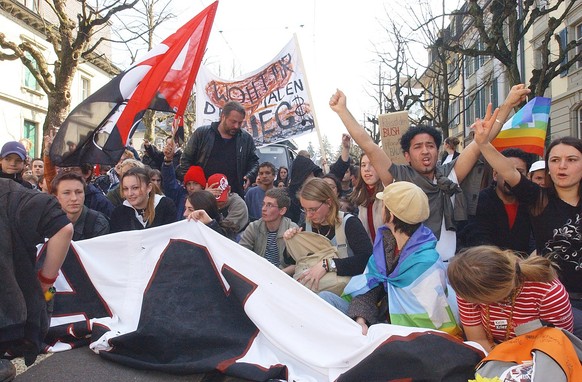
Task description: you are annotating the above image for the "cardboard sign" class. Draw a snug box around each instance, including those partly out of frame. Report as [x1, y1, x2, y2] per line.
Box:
[379, 111, 409, 165]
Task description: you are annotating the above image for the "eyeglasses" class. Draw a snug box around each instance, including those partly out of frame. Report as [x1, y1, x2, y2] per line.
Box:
[262, 202, 280, 209]
[301, 202, 324, 215]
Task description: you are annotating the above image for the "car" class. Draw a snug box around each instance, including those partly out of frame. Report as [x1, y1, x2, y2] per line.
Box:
[255, 143, 296, 178]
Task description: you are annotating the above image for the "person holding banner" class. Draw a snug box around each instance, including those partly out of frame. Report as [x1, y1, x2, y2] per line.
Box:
[329, 84, 531, 261]
[176, 101, 259, 198]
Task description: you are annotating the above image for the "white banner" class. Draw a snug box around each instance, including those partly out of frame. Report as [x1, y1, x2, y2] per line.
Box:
[195, 37, 315, 146]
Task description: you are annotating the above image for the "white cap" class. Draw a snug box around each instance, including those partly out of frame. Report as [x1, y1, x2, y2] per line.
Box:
[529, 160, 545, 174]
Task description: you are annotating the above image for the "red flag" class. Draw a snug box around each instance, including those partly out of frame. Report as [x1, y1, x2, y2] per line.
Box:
[50, 1, 218, 166]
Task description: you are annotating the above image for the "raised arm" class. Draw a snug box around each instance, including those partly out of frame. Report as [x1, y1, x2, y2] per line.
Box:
[329, 90, 393, 186]
[473, 115, 522, 187]
[453, 84, 531, 183]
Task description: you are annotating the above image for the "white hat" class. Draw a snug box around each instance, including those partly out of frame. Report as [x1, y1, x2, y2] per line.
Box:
[529, 160, 545, 174]
[376, 181, 429, 224]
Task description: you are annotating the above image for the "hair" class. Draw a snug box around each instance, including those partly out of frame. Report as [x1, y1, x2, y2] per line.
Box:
[500, 148, 533, 173]
[448, 245, 558, 303]
[386, 210, 421, 237]
[298, 178, 341, 226]
[148, 168, 163, 194]
[51, 171, 86, 194]
[31, 157, 43, 164]
[351, 153, 384, 207]
[222, 101, 246, 118]
[400, 125, 443, 154]
[122, 167, 156, 223]
[265, 187, 291, 209]
[276, 166, 289, 186]
[259, 161, 276, 175]
[444, 136, 460, 149]
[339, 196, 358, 215]
[323, 173, 341, 196]
[22, 173, 38, 185]
[187, 190, 237, 236]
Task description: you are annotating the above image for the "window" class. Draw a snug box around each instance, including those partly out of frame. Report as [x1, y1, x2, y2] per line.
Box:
[20, 0, 38, 12]
[450, 99, 460, 130]
[23, 52, 39, 90]
[577, 23, 582, 70]
[559, 28, 568, 77]
[578, 107, 582, 138]
[81, 77, 91, 100]
[23, 120, 37, 157]
[448, 57, 460, 85]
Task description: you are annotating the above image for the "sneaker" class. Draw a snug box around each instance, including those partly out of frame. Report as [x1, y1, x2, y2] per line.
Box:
[0, 359, 15, 382]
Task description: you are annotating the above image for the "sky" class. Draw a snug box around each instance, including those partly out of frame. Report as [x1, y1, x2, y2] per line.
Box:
[147, 0, 460, 152]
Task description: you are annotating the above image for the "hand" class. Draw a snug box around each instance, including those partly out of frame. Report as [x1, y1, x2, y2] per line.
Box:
[206, 184, 222, 199]
[283, 226, 302, 240]
[296, 262, 326, 291]
[163, 141, 174, 159]
[329, 89, 347, 114]
[143, 139, 150, 147]
[356, 317, 368, 335]
[504, 84, 531, 109]
[472, 118, 491, 146]
[341, 133, 351, 149]
[43, 129, 56, 155]
[186, 209, 212, 224]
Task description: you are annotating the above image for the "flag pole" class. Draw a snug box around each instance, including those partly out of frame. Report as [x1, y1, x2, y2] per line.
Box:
[293, 33, 328, 172]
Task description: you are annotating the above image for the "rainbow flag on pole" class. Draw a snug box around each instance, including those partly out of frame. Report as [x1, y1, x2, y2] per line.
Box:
[491, 96, 551, 156]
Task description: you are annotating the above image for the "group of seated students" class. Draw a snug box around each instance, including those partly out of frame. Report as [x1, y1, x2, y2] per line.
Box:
[1, 83, 581, 359]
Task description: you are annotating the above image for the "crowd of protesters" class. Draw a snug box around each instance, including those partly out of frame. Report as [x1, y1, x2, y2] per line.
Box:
[2, 85, 582, 380]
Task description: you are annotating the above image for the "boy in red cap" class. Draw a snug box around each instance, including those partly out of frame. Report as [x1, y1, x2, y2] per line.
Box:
[206, 173, 249, 233]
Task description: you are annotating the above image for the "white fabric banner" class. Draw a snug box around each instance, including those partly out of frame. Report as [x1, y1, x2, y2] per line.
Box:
[195, 37, 315, 146]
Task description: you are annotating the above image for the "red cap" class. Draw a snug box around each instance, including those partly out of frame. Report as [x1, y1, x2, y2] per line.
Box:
[184, 166, 206, 189]
[207, 173, 230, 202]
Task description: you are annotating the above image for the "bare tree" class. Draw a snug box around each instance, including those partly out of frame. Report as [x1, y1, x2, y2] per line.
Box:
[0, 0, 139, 139]
[442, 0, 581, 97]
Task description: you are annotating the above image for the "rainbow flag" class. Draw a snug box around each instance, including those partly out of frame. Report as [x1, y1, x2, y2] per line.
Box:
[492, 96, 551, 156]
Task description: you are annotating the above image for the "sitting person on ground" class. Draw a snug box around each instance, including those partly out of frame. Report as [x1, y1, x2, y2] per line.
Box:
[448, 245, 574, 352]
[239, 188, 298, 274]
[283, 178, 372, 291]
[322, 173, 342, 198]
[0, 141, 33, 188]
[275, 165, 289, 188]
[184, 190, 237, 240]
[148, 168, 163, 195]
[110, 167, 177, 233]
[51, 172, 109, 240]
[206, 173, 249, 234]
[245, 162, 276, 222]
[324, 181, 460, 337]
[161, 138, 206, 219]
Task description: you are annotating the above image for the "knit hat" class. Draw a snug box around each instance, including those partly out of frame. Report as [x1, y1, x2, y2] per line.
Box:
[529, 160, 545, 174]
[1, 141, 27, 160]
[376, 181, 429, 224]
[183, 166, 206, 189]
[207, 173, 230, 202]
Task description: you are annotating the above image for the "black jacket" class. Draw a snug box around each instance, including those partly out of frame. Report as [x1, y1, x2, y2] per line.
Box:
[176, 122, 259, 184]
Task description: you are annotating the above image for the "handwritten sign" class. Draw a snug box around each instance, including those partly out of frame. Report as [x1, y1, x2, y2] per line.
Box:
[379, 111, 409, 165]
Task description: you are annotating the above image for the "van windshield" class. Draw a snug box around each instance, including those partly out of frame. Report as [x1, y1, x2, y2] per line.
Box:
[256, 146, 288, 170]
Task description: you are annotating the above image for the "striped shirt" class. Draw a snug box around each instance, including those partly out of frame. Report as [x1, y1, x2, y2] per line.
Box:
[458, 279, 574, 342]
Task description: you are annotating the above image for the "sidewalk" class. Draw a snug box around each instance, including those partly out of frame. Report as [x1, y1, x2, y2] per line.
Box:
[14, 347, 252, 382]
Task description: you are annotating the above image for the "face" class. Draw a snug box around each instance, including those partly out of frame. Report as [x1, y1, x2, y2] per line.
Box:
[279, 168, 288, 179]
[261, 196, 284, 223]
[494, 157, 527, 196]
[150, 175, 162, 190]
[323, 178, 339, 195]
[55, 179, 85, 216]
[122, 175, 152, 209]
[530, 170, 546, 187]
[360, 155, 379, 186]
[220, 111, 245, 137]
[32, 160, 44, 176]
[547, 143, 582, 190]
[300, 197, 329, 225]
[186, 181, 203, 195]
[404, 133, 438, 176]
[1, 154, 25, 174]
[183, 199, 195, 219]
[277, 181, 285, 188]
[257, 166, 275, 187]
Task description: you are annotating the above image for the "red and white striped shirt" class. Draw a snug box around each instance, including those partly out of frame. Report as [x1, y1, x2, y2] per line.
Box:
[458, 279, 573, 342]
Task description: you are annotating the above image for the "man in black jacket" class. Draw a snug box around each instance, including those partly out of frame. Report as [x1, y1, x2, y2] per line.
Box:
[176, 101, 259, 198]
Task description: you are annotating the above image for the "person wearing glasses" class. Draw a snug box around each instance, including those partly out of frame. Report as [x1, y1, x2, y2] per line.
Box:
[283, 178, 372, 291]
[239, 188, 298, 275]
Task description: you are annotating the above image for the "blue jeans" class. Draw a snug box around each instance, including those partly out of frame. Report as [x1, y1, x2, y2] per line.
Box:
[319, 291, 349, 315]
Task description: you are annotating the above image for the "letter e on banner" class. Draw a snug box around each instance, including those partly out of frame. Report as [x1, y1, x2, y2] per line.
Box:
[379, 111, 409, 165]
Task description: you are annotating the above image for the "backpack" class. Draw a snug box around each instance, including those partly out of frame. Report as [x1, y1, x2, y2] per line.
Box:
[475, 320, 582, 382]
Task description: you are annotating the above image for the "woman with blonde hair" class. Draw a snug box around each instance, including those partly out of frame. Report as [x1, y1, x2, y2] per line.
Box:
[110, 167, 176, 232]
[448, 246, 573, 352]
[283, 177, 372, 290]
